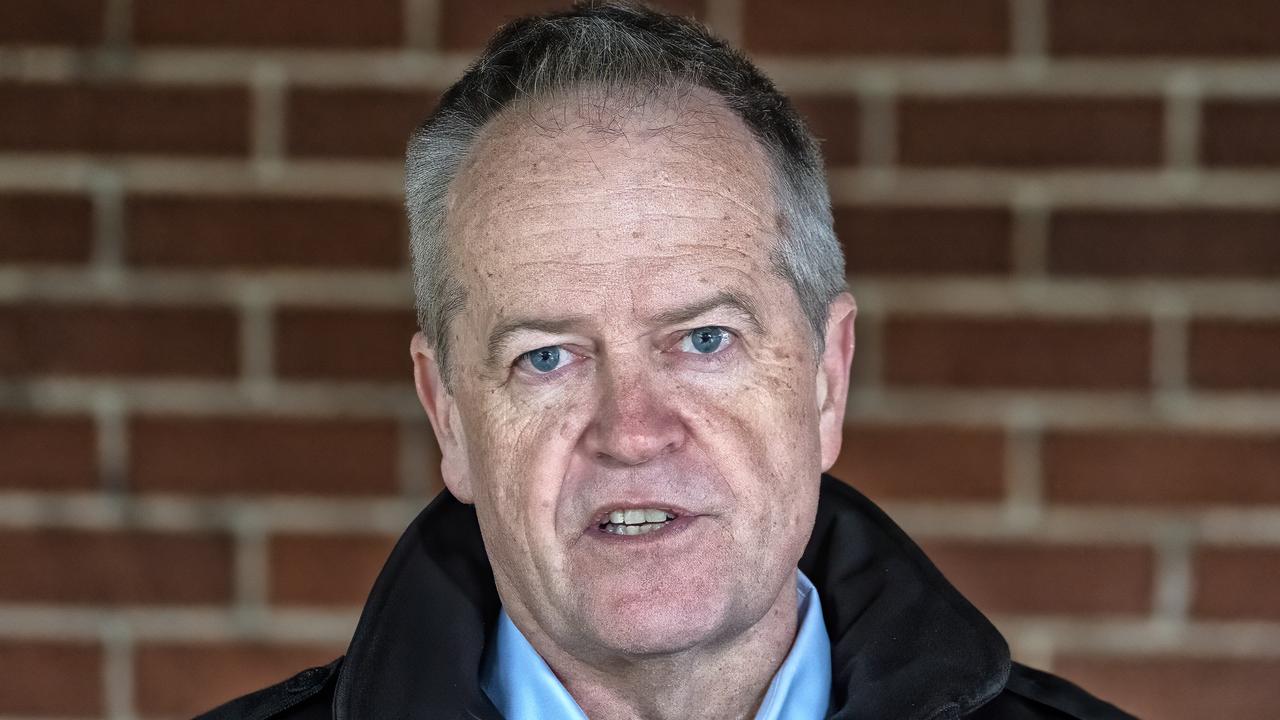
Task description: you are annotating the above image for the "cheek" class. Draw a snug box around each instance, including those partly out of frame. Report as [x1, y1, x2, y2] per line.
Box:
[678, 378, 783, 482]
[469, 392, 590, 530]
[680, 368, 820, 512]
[684, 360, 817, 445]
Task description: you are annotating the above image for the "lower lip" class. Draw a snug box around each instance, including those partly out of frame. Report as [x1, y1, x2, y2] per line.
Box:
[589, 514, 699, 544]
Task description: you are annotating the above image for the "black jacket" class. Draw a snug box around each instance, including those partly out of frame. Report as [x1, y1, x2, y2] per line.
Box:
[201, 475, 1134, 719]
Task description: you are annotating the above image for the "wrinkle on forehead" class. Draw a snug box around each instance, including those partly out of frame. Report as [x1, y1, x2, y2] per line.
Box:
[477, 185, 767, 224]
[443, 84, 788, 364]
[448, 84, 775, 228]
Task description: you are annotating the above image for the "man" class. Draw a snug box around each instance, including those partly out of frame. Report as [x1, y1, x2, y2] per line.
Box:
[205, 3, 1131, 718]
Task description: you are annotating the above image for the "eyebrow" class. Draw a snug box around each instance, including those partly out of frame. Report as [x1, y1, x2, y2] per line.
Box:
[649, 290, 764, 335]
[486, 315, 592, 368]
[483, 290, 765, 368]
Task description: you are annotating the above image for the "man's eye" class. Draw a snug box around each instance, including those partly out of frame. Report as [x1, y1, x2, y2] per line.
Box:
[519, 345, 570, 374]
[679, 326, 733, 355]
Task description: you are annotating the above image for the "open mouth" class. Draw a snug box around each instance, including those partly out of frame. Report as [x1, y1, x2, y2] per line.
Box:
[598, 508, 677, 536]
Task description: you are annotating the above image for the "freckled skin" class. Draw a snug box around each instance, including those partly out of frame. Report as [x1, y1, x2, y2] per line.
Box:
[411, 89, 856, 720]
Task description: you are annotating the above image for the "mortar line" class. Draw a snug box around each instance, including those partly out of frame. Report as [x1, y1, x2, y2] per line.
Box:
[1011, 185, 1050, 277]
[1008, 625, 1055, 671]
[10, 46, 1280, 93]
[1151, 293, 1191, 406]
[856, 72, 898, 170]
[238, 285, 276, 400]
[88, 169, 125, 284]
[1002, 404, 1045, 529]
[1010, 0, 1048, 61]
[93, 0, 134, 78]
[398, 415, 435, 499]
[1152, 525, 1196, 624]
[403, 0, 441, 50]
[705, 0, 744, 45]
[1165, 71, 1203, 172]
[232, 508, 270, 614]
[11, 159, 1280, 205]
[93, 389, 129, 495]
[102, 619, 137, 720]
[251, 62, 288, 175]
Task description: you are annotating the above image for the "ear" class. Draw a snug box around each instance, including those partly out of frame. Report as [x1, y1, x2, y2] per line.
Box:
[815, 293, 856, 473]
[410, 332, 475, 503]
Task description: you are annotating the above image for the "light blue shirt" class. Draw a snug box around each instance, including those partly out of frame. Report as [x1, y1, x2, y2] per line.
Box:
[481, 570, 832, 719]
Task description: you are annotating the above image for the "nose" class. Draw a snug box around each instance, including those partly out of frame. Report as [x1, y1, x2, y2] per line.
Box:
[582, 362, 686, 467]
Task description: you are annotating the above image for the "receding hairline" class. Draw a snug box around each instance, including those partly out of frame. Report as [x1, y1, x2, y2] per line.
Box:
[438, 83, 787, 357]
[443, 83, 782, 251]
[448, 82, 774, 202]
[405, 2, 846, 388]
[435, 81, 784, 293]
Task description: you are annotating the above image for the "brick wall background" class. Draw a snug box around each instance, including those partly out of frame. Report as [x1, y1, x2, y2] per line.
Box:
[2, 1, 1278, 717]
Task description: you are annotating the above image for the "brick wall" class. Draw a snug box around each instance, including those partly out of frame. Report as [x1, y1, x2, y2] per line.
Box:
[2, 1, 1278, 718]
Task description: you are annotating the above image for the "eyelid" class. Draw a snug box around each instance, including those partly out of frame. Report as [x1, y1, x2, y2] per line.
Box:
[675, 325, 736, 354]
[510, 328, 735, 375]
[513, 344, 582, 378]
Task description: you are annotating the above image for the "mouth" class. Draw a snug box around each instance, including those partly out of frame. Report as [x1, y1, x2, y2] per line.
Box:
[595, 507, 678, 536]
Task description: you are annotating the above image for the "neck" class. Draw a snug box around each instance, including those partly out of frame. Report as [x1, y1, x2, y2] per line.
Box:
[525, 571, 800, 720]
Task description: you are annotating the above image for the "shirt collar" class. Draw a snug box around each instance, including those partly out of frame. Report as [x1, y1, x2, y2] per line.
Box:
[755, 569, 832, 719]
[480, 569, 831, 720]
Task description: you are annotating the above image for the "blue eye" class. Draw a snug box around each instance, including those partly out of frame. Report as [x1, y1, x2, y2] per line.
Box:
[523, 346, 563, 373]
[681, 326, 730, 354]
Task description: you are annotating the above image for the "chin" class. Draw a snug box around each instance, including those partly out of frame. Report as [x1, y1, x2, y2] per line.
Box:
[577, 575, 747, 657]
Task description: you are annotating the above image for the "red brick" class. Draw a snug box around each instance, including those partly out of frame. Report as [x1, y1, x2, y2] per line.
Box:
[130, 415, 402, 496]
[830, 424, 1005, 501]
[790, 96, 861, 166]
[1054, 656, 1280, 720]
[1050, 0, 1280, 57]
[0, 303, 238, 378]
[0, 640, 102, 716]
[287, 88, 437, 159]
[440, 0, 706, 50]
[1193, 547, 1280, 620]
[1202, 100, 1280, 167]
[1049, 209, 1280, 278]
[0, 0, 105, 45]
[1043, 430, 1280, 506]
[744, 0, 1008, 56]
[136, 642, 341, 717]
[0, 528, 232, 604]
[269, 533, 397, 606]
[0, 193, 92, 264]
[133, 0, 402, 48]
[125, 195, 405, 269]
[834, 206, 1012, 275]
[922, 541, 1154, 616]
[275, 307, 417, 381]
[1190, 320, 1280, 390]
[883, 316, 1151, 389]
[898, 97, 1164, 168]
[0, 82, 249, 155]
[0, 413, 97, 491]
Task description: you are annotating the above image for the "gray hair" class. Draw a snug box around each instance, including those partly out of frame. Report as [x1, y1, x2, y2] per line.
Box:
[406, 0, 846, 387]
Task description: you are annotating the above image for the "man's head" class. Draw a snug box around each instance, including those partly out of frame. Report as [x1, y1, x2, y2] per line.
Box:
[408, 1, 855, 668]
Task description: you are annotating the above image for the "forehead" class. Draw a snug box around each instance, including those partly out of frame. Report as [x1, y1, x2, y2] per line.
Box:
[446, 87, 782, 322]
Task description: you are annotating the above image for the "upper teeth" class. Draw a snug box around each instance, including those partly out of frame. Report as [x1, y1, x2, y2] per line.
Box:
[601, 508, 676, 535]
[608, 508, 672, 525]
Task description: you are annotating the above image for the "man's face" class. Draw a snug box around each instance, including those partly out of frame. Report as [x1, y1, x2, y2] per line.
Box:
[412, 91, 854, 663]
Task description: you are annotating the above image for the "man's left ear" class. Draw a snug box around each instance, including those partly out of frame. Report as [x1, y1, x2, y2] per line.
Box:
[816, 292, 856, 472]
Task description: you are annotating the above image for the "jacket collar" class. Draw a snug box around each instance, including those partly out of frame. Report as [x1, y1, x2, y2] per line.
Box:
[333, 475, 1010, 720]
